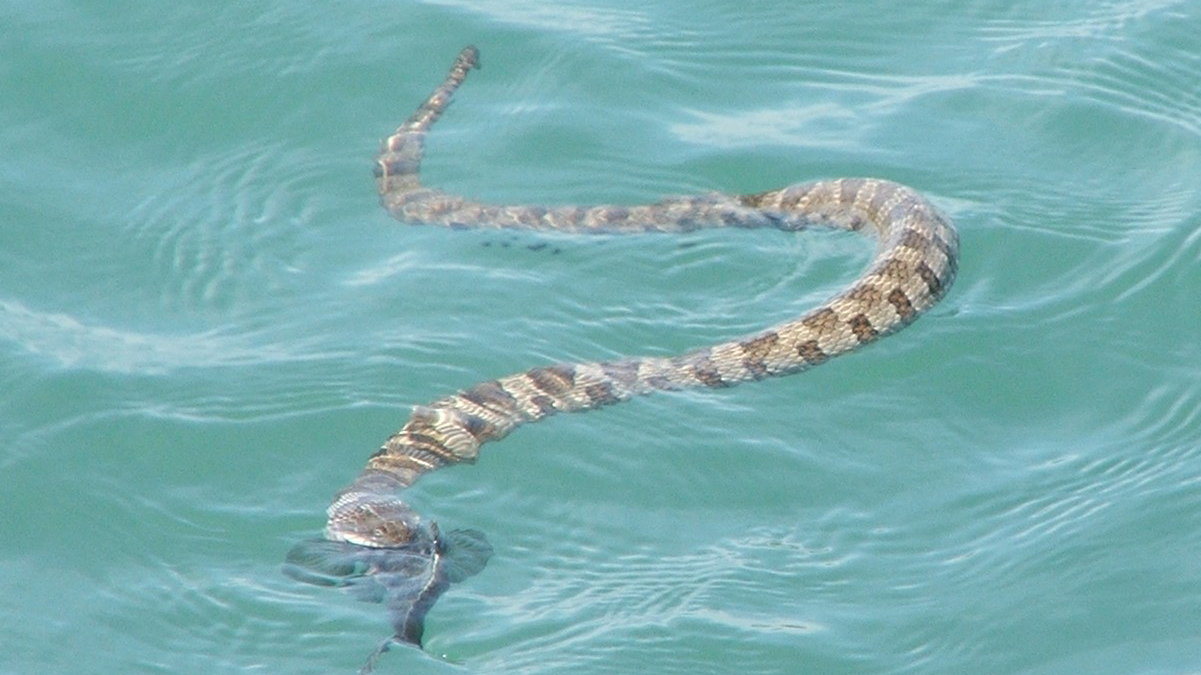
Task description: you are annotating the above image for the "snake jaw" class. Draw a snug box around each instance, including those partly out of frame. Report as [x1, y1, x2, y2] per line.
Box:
[326, 492, 428, 548]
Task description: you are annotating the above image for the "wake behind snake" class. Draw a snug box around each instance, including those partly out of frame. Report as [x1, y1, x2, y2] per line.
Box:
[288, 46, 959, 667]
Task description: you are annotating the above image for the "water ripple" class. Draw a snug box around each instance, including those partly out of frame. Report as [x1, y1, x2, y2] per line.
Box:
[979, 1, 1201, 137]
[123, 141, 322, 316]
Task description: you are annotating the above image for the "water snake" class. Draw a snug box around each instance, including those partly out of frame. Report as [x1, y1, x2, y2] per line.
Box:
[286, 46, 959, 670]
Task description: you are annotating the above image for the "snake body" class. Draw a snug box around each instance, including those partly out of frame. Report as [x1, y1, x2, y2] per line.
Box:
[295, 46, 959, 657]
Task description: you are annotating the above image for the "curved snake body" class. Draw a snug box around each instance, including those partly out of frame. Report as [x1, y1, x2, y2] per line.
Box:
[289, 46, 959, 665]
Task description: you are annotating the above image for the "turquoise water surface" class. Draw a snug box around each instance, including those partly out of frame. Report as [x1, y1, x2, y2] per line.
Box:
[2, 1, 1200, 674]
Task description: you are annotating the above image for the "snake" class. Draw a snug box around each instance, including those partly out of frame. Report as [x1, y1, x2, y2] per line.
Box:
[286, 45, 959, 668]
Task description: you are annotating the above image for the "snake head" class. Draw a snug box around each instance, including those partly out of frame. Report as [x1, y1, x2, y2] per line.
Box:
[325, 492, 428, 548]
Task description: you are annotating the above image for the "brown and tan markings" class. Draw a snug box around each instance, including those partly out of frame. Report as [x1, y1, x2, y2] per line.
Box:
[290, 46, 960, 666]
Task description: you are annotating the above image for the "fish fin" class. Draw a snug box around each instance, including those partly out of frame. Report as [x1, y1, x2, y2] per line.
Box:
[283, 539, 370, 585]
[283, 539, 390, 602]
[358, 635, 399, 675]
[439, 528, 493, 583]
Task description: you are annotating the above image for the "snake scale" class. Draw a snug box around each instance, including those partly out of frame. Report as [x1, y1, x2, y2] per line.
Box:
[289, 46, 958, 666]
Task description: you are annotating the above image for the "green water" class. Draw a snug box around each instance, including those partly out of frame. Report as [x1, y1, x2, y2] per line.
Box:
[3, 1, 1200, 673]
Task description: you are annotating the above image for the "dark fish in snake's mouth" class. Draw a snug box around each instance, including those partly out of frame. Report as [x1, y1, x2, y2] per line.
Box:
[284, 523, 491, 649]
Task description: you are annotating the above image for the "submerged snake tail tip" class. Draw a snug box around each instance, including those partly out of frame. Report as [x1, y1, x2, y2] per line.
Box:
[374, 46, 481, 194]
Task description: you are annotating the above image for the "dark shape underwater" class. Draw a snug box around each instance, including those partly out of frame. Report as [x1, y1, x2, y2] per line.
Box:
[284, 523, 491, 668]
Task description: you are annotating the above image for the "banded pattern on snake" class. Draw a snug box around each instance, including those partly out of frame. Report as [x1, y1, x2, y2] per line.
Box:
[289, 46, 959, 664]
